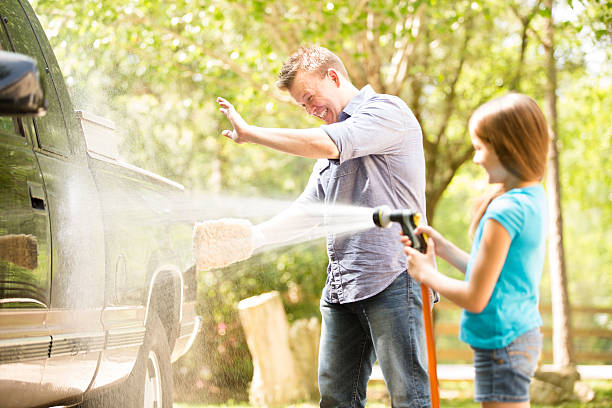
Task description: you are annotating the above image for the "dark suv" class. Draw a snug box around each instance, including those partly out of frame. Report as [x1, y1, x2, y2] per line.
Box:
[0, 1, 200, 407]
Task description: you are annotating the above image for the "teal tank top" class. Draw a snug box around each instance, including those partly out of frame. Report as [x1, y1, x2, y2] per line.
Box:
[460, 184, 547, 349]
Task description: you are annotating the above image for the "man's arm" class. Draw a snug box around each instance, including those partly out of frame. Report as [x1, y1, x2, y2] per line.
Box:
[218, 97, 339, 159]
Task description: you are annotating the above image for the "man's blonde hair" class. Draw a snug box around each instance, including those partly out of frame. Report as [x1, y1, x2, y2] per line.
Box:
[277, 45, 349, 90]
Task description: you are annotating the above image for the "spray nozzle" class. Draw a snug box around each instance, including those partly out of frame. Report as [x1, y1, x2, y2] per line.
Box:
[372, 205, 427, 253]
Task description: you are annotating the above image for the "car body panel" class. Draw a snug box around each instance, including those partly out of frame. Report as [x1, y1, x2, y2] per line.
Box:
[0, 1, 201, 406]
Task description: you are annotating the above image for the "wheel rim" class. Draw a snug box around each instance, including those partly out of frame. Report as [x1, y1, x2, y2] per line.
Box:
[144, 350, 163, 408]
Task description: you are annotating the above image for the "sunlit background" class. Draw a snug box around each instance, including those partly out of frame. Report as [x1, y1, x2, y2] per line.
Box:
[28, 0, 611, 405]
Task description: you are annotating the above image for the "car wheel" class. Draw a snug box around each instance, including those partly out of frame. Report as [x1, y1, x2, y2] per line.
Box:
[81, 312, 174, 408]
[141, 313, 173, 408]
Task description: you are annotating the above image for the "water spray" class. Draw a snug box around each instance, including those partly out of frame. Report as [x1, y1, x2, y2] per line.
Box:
[192, 203, 374, 271]
[190, 204, 440, 405]
[372, 205, 440, 408]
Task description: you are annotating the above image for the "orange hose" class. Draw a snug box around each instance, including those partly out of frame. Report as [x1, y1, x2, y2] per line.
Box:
[421, 283, 440, 407]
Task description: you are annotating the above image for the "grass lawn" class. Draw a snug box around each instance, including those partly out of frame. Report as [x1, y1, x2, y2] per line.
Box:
[174, 379, 612, 407]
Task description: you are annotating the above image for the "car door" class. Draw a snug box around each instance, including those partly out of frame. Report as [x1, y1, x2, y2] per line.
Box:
[0, 1, 106, 405]
[0, 29, 53, 408]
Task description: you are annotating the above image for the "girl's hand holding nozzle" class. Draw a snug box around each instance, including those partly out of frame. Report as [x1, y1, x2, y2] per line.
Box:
[402, 234, 437, 285]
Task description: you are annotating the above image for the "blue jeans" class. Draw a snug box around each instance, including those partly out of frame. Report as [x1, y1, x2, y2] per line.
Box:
[472, 327, 542, 402]
[318, 271, 431, 408]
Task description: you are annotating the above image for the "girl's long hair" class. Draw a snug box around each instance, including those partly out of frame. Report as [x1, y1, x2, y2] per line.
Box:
[468, 93, 549, 238]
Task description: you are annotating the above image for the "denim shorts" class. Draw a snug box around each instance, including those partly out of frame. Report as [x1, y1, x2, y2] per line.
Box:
[471, 327, 542, 402]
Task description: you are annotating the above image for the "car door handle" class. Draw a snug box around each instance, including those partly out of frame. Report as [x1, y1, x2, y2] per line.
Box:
[28, 182, 46, 211]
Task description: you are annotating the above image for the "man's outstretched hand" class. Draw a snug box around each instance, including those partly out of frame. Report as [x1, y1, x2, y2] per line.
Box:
[216, 96, 340, 159]
[217, 97, 250, 144]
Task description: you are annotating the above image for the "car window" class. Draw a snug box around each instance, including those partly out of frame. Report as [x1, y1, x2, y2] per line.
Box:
[0, 4, 51, 309]
[0, 0, 70, 155]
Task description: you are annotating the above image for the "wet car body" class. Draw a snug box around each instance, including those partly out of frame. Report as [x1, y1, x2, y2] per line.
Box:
[0, 1, 200, 407]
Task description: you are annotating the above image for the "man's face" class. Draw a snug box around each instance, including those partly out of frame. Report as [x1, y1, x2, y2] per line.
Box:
[289, 70, 343, 124]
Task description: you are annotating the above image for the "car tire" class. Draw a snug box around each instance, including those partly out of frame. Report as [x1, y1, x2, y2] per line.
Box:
[139, 312, 174, 408]
[81, 312, 174, 408]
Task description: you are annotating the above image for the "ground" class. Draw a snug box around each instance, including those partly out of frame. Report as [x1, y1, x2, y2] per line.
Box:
[174, 379, 612, 407]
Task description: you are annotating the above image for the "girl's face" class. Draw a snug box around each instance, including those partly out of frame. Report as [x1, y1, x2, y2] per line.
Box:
[471, 134, 510, 185]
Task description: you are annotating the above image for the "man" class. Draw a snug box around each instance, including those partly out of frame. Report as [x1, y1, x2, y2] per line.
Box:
[218, 45, 430, 408]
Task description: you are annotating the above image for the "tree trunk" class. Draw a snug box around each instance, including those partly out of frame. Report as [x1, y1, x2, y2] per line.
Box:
[542, 0, 577, 372]
[288, 317, 321, 400]
[237, 291, 307, 405]
[531, 4, 595, 403]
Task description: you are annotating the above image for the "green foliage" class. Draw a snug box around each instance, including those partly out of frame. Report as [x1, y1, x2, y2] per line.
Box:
[556, 74, 612, 307]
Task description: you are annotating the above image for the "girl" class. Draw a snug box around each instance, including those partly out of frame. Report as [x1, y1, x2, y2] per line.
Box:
[403, 93, 549, 407]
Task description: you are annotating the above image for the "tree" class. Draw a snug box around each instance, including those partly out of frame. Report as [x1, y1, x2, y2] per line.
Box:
[527, 0, 597, 403]
[33, 0, 541, 223]
[542, 0, 576, 373]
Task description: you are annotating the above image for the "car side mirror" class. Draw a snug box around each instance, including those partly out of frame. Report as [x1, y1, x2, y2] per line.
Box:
[0, 50, 47, 117]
